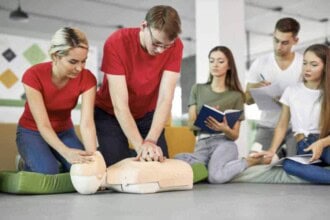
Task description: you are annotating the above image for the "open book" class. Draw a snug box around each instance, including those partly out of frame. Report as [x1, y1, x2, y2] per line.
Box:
[194, 104, 242, 133]
[249, 83, 282, 111]
[270, 154, 322, 167]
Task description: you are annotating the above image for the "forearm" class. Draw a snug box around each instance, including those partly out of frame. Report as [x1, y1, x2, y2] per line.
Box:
[268, 126, 287, 153]
[245, 83, 258, 105]
[188, 106, 197, 129]
[80, 122, 97, 152]
[145, 71, 177, 143]
[145, 98, 172, 143]
[37, 124, 68, 155]
[223, 129, 239, 141]
[221, 123, 239, 141]
[113, 107, 143, 150]
[319, 135, 330, 149]
[79, 86, 97, 152]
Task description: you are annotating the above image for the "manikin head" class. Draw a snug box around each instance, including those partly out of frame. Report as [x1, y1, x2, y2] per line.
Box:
[70, 151, 107, 194]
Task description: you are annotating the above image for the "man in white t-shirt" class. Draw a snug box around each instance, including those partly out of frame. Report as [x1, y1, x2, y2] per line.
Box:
[245, 17, 303, 157]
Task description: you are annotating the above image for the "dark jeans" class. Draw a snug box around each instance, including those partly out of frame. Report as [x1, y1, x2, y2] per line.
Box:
[16, 126, 84, 174]
[283, 134, 330, 184]
[94, 107, 168, 166]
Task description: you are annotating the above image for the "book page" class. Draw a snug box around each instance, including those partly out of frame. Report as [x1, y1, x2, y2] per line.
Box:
[249, 83, 282, 111]
[204, 104, 224, 115]
[270, 154, 321, 167]
[224, 109, 241, 114]
[204, 104, 240, 115]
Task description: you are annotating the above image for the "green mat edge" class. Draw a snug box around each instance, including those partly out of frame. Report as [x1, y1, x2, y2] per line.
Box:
[0, 171, 76, 195]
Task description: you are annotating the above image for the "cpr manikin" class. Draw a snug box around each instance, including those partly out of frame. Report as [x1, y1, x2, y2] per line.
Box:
[70, 151, 193, 194]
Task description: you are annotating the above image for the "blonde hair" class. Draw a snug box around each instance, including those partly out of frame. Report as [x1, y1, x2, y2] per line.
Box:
[49, 27, 88, 59]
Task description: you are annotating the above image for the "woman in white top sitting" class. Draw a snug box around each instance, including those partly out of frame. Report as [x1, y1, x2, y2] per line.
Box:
[253, 44, 330, 184]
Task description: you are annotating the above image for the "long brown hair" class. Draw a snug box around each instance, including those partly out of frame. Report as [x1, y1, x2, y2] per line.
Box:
[206, 46, 244, 99]
[319, 45, 330, 138]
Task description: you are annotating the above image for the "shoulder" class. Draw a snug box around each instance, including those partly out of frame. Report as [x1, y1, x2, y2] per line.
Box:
[105, 28, 139, 47]
[248, 53, 273, 74]
[291, 82, 303, 90]
[259, 53, 275, 64]
[252, 53, 273, 64]
[293, 52, 304, 63]
[190, 83, 208, 94]
[107, 28, 138, 41]
[24, 62, 51, 78]
[284, 83, 301, 94]
[294, 52, 303, 59]
[81, 69, 97, 82]
[194, 83, 210, 91]
[27, 62, 51, 71]
[173, 38, 183, 50]
[227, 90, 244, 99]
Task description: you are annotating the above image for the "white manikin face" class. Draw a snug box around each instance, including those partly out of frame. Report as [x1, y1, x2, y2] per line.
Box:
[70, 151, 107, 194]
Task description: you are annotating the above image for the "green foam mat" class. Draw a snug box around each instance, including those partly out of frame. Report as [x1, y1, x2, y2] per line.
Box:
[191, 163, 208, 183]
[0, 171, 75, 194]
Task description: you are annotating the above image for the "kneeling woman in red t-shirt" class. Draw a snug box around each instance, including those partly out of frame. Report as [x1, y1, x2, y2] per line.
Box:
[16, 27, 97, 174]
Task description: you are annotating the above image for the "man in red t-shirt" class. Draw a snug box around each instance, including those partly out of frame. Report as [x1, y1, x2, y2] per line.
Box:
[95, 5, 183, 165]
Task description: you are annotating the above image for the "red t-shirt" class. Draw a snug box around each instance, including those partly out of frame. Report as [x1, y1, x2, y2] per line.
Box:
[95, 28, 183, 119]
[19, 62, 97, 132]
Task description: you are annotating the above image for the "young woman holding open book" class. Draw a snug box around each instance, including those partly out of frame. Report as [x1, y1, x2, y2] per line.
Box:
[175, 46, 262, 183]
[253, 44, 330, 184]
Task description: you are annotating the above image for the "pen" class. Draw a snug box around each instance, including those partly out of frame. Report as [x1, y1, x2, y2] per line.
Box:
[259, 73, 266, 81]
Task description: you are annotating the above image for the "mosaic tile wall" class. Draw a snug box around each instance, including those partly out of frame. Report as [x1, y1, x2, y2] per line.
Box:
[0, 33, 98, 122]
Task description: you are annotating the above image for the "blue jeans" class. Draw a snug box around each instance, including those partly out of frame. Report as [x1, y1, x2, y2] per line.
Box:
[16, 126, 84, 174]
[283, 134, 330, 184]
[94, 107, 168, 166]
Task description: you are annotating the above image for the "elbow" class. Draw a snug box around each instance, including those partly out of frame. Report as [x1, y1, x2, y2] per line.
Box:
[245, 97, 254, 105]
[244, 92, 255, 105]
[245, 99, 254, 105]
[36, 122, 52, 133]
[224, 132, 238, 141]
[230, 134, 239, 141]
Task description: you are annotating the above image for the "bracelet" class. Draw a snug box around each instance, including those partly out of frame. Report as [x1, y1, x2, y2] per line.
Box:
[143, 139, 156, 145]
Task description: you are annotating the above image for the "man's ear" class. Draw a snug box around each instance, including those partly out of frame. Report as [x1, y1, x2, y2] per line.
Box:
[140, 20, 148, 30]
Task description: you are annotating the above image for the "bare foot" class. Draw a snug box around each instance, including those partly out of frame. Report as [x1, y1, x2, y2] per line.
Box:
[246, 156, 262, 167]
[245, 155, 272, 167]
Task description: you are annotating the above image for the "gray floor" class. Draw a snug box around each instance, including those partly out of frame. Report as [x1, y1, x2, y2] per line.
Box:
[1, 183, 329, 220]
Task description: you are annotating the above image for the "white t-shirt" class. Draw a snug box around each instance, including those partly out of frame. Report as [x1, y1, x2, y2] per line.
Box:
[246, 52, 303, 127]
[280, 82, 321, 136]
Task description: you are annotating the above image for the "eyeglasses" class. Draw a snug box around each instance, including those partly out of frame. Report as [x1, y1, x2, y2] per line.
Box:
[148, 26, 173, 49]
